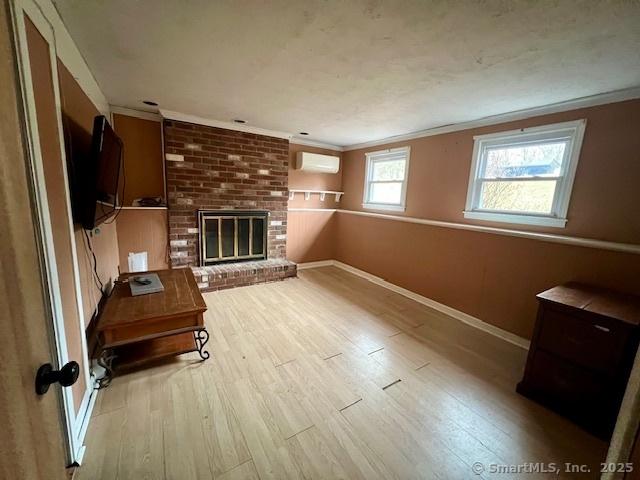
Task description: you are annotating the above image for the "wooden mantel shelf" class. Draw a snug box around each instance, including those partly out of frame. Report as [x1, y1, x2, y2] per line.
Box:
[121, 206, 168, 210]
[288, 189, 344, 202]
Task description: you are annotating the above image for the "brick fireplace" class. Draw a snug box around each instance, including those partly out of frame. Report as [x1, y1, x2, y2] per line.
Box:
[164, 120, 296, 291]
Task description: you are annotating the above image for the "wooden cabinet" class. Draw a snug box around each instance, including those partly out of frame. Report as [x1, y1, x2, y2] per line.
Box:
[517, 283, 640, 439]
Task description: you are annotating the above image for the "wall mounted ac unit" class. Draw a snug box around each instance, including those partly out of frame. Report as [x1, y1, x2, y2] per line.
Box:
[296, 152, 340, 174]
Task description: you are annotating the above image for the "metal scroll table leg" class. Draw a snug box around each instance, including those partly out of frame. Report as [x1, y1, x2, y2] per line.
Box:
[97, 348, 115, 388]
[193, 329, 210, 360]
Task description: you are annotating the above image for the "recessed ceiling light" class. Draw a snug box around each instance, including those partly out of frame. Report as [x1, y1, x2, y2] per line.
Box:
[142, 100, 158, 106]
[299, 132, 309, 135]
[233, 119, 246, 124]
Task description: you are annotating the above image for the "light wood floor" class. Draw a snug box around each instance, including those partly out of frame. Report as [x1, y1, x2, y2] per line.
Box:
[77, 266, 606, 480]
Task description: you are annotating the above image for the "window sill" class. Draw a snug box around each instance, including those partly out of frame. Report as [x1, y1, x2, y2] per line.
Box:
[463, 210, 567, 228]
[363, 203, 406, 212]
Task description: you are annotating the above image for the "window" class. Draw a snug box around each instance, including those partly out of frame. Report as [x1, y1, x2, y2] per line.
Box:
[363, 146, 410, 211]
[464, 119, 586, 227]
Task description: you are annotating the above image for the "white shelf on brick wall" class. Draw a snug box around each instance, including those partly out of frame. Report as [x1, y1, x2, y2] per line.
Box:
[288, 190, 344, 202]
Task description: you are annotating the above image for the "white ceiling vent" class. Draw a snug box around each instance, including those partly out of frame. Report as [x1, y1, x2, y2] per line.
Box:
[296, 152, 340, 174]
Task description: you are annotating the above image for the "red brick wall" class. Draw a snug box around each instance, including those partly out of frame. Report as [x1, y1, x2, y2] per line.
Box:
[163, 120, 289, 266]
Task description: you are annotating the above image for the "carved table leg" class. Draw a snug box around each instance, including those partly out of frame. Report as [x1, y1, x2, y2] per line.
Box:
[193, 329, 210, 361]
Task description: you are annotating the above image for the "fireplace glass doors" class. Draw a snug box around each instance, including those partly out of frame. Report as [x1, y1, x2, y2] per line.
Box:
[198, 211, 267, 265]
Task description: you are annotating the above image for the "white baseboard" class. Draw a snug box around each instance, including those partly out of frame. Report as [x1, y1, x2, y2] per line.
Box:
[297, 260, 336, 270]
[298, 259, 530, 350]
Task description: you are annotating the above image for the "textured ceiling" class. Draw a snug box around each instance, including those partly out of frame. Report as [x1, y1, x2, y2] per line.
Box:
[53, 0, 640, 147]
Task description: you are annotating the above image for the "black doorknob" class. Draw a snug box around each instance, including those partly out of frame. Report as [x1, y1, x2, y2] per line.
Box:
[35, 361, 80, 395]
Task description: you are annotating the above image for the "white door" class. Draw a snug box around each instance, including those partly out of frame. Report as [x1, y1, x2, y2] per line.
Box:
[9, 0, 96, 465]
[0, 2, 69, 477]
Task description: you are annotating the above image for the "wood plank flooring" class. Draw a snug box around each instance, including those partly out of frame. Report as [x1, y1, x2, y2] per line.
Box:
[77, 266, 607, 479]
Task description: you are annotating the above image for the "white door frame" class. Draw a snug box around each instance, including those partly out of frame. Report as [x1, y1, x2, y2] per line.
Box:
[9, 0, 97, 465]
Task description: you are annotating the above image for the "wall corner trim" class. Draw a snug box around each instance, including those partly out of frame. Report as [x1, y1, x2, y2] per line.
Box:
[297, 260, 531, 349]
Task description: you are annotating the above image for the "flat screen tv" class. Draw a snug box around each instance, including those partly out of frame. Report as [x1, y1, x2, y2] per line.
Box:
[72, 115, 123, 230]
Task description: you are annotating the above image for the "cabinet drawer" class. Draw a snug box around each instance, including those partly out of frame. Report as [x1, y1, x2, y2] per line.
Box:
[537, 307, 630, 374]
[527, 350, 612, 413]
[523, 350, 617, 436]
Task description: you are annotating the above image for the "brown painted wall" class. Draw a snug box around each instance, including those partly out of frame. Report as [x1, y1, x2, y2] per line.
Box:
[342, 100, 640, 243]
[26, 18, 86, 410]
[288, 143, 343, 210]
[113, 113, 164, 205]
[335, 213, 640, 338]
[286, 143, 342, 263]
[337, 99, 640, 339]
[116, 209, 169, 272]
[74, 223, 119, 328]
[57, 61, 120, 328]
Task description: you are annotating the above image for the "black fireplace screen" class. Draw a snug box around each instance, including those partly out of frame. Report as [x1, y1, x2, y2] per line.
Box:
[198, 210, 268, 265]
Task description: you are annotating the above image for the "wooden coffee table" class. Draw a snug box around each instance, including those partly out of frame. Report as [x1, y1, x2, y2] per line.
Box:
[96, 268, 209, 383]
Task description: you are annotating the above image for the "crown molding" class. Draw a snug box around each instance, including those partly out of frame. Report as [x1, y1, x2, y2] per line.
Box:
[290, 138, 344, 151]
[110, 105, 162, 122]
[343, 86, 640, 151]
[153, 86, 640, 150]
[160, 109, 293, 140]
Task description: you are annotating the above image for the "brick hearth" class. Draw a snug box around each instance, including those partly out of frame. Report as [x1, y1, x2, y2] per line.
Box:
[163, 119, 296, 290]
[192, 258, 296, 292]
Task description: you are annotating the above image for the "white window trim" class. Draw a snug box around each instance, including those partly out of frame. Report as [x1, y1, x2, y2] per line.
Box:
[362, 146, 410, 212]
[463, 119, 586, 228]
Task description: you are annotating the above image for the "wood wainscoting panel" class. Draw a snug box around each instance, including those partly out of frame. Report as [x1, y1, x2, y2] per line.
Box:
[116, 209, 169, 272]
[286, 210, 336, 264]
[112, 113, 164, 205]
